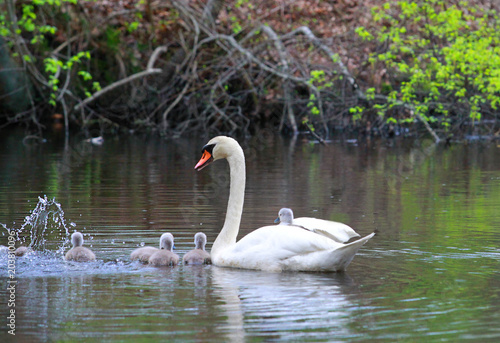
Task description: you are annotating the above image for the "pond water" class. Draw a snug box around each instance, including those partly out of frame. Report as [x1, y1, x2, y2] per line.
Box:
[0, 130, 499, 342]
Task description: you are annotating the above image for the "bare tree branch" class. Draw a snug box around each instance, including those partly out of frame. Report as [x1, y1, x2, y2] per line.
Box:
[285, 26, 364, 99]
[74, 46, 167, 111]
[259, 25, 298, 135]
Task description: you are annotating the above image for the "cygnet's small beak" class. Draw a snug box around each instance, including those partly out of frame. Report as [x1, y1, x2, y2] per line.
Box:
[274, 217, 280, 224]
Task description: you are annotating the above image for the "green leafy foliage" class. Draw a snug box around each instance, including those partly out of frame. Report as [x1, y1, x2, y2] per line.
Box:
[44, 51, 93, 106]
[304, 70, 334, 132]
[4, 0, 98, 108]
[308, 70, 333, 90]
[349, 106, 364, 122]
[356, 0, 500, 128]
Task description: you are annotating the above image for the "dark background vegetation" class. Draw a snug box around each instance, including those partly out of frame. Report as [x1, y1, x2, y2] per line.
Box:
[1, 0, 499, 142]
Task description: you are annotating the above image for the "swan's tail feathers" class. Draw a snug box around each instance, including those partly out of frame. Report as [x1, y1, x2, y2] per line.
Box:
[330, 232, 375, 272]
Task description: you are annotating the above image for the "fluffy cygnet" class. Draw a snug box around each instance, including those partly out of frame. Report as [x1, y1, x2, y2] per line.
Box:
[148, 233, 179, 266]
[183, 232, 211, 265]
[65, 232, 96, 262]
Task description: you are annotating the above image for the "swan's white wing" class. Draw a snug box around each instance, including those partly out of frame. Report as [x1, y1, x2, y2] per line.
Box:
[281, 232, 375, 272]
[216, 225, 344, 271]
[292, 217, 360, 243]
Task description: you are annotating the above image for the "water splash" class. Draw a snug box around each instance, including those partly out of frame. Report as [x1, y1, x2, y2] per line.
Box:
[15, 195, 72, 252]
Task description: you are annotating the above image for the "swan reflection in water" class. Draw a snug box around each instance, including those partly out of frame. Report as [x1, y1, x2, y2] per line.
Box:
[210, 266, 358, 341]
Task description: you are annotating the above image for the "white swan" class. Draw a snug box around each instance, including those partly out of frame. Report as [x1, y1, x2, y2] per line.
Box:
[65, 232, 96, 262]
[194, 136, 375, 272]
[275, 208, 360, 243]
[183, 232, 211, 265]
[148, 233, 179, 266]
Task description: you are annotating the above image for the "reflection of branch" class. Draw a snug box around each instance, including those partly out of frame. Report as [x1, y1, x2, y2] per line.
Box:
[74, 46, 167, 111]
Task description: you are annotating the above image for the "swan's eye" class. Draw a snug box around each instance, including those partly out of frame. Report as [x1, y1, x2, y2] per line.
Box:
[195, 144, 216, 171]
[201, 144, 215, 154]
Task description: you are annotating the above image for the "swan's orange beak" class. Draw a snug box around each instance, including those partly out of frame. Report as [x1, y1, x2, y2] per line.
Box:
[195, 150, 213, 171]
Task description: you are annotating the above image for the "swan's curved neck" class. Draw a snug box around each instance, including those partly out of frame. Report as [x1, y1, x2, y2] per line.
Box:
[211, 148, 245, 257]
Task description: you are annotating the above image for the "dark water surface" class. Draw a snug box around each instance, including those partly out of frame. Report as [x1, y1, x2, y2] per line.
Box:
[1, 131, 499, 342]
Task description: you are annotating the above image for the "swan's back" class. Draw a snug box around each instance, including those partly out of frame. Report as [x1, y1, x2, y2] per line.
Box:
[214, 225, 374, 272]
[214, 225, 342, 271]
[280, 232, 375, 272]
[292, 217, 360, 243]
[276, 208, 359, 243]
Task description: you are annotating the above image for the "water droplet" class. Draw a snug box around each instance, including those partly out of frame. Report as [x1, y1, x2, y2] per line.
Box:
[140, 242, 145, 247]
